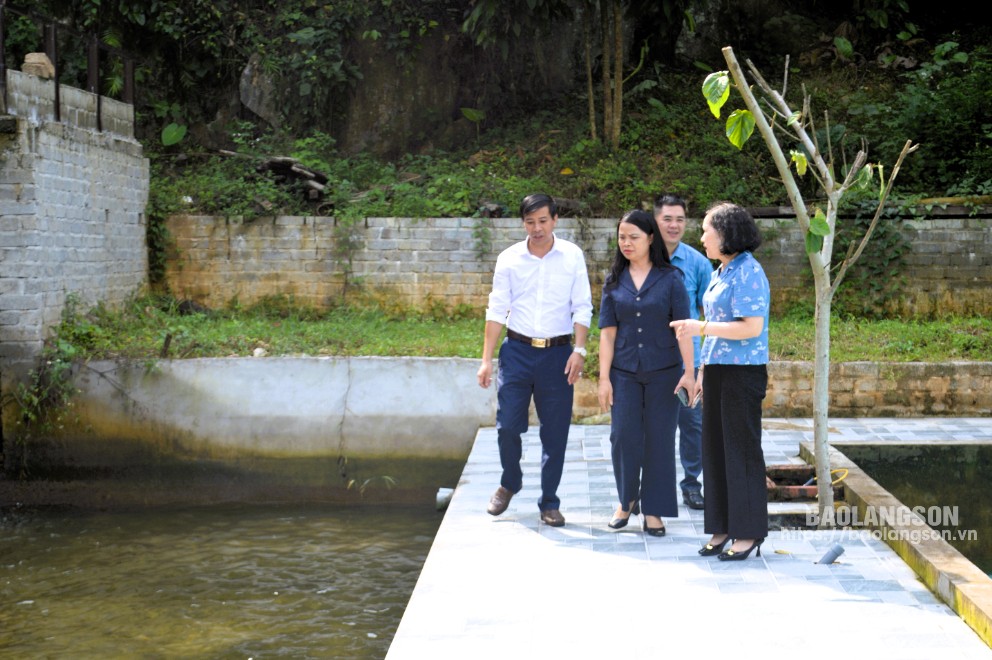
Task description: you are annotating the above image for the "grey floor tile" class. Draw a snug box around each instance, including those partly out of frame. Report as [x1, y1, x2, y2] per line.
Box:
[387, 418, 992, 659]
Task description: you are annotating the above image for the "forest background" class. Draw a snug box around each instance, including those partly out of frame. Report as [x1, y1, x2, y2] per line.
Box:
[4, 0, 991, 364]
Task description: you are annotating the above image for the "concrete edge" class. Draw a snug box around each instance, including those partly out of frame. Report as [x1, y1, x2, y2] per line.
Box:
[799, 441, 992, 647]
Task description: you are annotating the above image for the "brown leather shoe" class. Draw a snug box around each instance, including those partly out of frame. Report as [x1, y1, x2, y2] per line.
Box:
[487, 486, 514, 516]
[540, 509, 565, 527]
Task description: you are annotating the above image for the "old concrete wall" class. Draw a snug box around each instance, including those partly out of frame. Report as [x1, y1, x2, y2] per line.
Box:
[163, 210, 991, 316]
[1, 356, 982, 499]
[44, 357, 495, 465]
[24, 357, 989, 475]
[0, 70, 149, 382]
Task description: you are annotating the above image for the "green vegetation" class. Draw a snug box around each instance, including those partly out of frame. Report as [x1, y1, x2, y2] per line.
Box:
[0, 295, 85, 476]
[144, 87, 776, 220]
[60, 296, 992, 377]
[7, 1, 991, 376]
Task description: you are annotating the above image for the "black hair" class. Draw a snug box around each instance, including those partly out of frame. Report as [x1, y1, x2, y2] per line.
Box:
[653, 193, 687, 215]
[706, 201, 762, 255]
[604, 209, 673, 291]
[519, 193, 558, 219]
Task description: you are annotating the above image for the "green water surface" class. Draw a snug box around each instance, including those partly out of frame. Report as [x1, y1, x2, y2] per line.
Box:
[0, 503, 442, 658]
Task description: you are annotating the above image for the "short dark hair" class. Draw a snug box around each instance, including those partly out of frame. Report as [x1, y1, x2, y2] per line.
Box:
[604, 209, 674, 290]
[705, 201, 762, 254]
[520, 193, 558, 219]
[653, 193, 687, 215]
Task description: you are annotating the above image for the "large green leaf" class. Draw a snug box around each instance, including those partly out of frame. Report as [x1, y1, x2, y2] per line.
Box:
[702, 71, 730, 118]
[725, 109, 755, 150]
[809, 209, 831, 236]
[161, 122, 187, 147]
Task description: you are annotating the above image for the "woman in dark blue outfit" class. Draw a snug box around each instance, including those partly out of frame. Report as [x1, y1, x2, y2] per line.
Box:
[598, 210, 695, 535]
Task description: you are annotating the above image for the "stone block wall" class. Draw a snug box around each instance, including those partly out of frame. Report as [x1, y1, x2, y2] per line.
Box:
[572, 361, 992, 418]
[165, 215, 616, 309]
[0, 70, 149, 379]
[164, 210, 991, 317]
[749, 214, 992, 316]
[764, 361, 992, 417]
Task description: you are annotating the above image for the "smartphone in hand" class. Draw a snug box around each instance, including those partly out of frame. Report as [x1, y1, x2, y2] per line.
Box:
[676, 387, 699, 408]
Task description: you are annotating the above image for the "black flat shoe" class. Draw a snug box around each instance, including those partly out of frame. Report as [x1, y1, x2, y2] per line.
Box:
[607, 501, 640, 529]
[642, 520, 666, 537]
[698, 537, 730, 556]
[718, 538, 764, 561]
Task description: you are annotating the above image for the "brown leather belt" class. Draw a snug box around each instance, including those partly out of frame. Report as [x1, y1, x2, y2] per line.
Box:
[506, 329, 572, 348]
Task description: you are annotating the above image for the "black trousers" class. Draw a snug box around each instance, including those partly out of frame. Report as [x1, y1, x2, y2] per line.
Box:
[701, 364, 768, 539]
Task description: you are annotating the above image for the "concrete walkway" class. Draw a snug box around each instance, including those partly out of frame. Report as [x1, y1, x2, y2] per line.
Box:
[387, 418, 992, 660]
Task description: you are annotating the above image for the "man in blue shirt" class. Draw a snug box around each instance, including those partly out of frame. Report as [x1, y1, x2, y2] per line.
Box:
[654, 194, 713, 510]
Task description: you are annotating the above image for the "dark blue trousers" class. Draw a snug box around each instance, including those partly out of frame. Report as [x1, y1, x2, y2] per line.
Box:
[495, 338, 573, 512]
[701, 364, 769, 539]
[678, 367, 703, 494]
[609, 363, 681, 517]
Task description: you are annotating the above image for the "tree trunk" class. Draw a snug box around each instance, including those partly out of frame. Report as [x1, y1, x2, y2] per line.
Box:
[600, 0, 613, 141]
[813, 272, 835, 526]
[610, 0, 623, 149]
[715, 46, 915, 532]
[583, 7, 597, 141]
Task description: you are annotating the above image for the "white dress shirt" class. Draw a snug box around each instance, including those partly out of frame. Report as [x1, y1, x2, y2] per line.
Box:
[485, 234, 593, 337]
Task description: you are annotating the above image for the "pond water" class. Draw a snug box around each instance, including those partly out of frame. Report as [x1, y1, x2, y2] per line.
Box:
[843, 444, 992, 574]
[0, 503, 443, 659]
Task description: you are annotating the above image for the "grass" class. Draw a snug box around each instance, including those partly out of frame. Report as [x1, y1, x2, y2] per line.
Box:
[62, 296, 992, 379]
[771, 316, 991, 363]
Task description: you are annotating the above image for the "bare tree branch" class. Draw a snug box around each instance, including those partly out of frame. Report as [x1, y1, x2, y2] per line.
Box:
[831, 139, 920, 294]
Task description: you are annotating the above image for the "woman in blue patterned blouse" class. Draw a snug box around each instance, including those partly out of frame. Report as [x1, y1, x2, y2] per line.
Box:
[670, 202, 770, 561]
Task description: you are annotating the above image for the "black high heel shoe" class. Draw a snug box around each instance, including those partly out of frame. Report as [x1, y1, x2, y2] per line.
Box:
[698, 537, 730, 556]
[608, 501, 640, 529]
[717, 538, 764, 561]
[642, 517, 666, 537]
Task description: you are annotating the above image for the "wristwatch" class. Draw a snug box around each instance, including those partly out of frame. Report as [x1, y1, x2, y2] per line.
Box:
[573, 346, 587, 357]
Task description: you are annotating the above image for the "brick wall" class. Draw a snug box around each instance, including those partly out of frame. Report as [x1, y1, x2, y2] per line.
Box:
[0, 70, 149, 380]
[164, 210, 991, 316]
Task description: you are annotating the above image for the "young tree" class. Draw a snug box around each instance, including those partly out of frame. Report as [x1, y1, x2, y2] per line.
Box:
[596, 0, 625, 149]
[702, 46, 917, 525]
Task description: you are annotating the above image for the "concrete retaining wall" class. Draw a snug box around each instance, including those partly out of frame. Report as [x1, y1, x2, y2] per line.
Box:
[0, 356, 981, 506]
[50, 357, 495, 466]
[27, 357, 989, 475]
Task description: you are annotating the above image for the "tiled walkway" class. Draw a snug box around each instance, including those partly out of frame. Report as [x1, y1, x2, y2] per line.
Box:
[387, 418, 992, 660]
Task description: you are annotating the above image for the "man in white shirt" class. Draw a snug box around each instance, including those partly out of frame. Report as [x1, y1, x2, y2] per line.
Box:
[477, 193, 593, 526]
